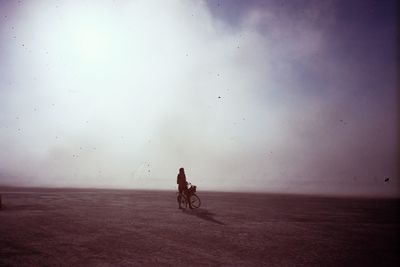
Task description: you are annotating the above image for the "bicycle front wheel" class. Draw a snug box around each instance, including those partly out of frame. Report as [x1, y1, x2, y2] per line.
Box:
[189, 194, 201, 209]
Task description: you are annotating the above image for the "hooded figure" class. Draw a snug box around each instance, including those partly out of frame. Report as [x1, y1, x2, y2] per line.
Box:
[177, 168, 187, 193]
[177, 167, 191, 208]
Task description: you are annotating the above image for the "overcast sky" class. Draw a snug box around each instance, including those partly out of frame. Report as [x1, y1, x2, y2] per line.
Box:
[0, 0, 398, 196]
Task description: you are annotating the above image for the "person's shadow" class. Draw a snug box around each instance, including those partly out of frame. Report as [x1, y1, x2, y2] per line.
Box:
[182, 208, 225, 225]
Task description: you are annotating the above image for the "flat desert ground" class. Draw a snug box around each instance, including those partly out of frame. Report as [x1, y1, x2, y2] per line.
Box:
[0, 188, 399, 266]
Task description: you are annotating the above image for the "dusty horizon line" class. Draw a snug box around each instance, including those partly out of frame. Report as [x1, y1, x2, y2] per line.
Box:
[0, 185, 398, 199]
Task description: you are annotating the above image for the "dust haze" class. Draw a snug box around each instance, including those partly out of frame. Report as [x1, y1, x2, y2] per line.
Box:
[0, 0, 398, 196]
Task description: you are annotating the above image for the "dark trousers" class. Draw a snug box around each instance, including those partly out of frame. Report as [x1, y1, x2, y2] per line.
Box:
[178, 185, 191, 207]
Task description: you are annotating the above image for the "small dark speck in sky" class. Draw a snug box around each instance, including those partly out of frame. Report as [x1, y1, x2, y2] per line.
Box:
[384, 177, 389, 182]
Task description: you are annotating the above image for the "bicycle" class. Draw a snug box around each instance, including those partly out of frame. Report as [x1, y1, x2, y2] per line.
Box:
[176, 182, 201, 209]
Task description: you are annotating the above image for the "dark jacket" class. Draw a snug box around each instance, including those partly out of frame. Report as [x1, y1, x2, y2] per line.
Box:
[177, 173, 187, 186]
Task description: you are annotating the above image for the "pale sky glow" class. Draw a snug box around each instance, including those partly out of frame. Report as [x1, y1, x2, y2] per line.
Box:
[0, 0, 398, 196]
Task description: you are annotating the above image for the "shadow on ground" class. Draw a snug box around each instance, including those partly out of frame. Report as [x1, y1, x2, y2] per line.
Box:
[182, 208, 225, 225]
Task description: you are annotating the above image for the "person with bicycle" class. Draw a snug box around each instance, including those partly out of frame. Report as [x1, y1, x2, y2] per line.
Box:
[177, 167, 192, 209]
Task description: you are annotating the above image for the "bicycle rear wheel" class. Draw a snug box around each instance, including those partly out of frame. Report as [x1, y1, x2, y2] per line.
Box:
[189, 194, 201, 209]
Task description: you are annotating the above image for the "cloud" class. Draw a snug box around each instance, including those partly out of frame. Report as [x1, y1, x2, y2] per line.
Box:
[0, 0, 397, 196]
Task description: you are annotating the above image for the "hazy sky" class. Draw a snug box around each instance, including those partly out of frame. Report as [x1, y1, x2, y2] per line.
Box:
[0, 0, 398, 196]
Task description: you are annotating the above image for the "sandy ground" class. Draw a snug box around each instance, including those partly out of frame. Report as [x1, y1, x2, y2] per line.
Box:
[0, 188, 399, 266]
